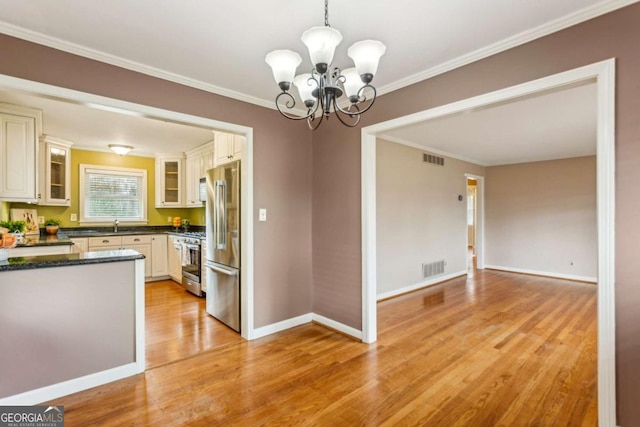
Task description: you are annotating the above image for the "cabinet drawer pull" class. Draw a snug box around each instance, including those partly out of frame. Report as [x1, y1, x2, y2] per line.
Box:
[102, 240, 110, 243]
[134, 238, 140, 242]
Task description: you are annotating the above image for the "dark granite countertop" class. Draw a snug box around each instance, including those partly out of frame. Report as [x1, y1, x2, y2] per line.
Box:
[0, 249, 145, 272]
[15, 232, 74, 247]
[61, 225, 205, 238]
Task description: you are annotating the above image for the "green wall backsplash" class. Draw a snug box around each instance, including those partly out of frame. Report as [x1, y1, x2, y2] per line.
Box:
[1, 201, 9, 222]
[9, 149, 206, 227]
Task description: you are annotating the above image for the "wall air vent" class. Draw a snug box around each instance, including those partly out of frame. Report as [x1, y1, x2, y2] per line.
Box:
[422, 260, 445, 278]
[423, 153, 445, 166]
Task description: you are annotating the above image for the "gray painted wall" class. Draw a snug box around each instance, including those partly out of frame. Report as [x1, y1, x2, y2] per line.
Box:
[485, 156, 597, 279]
[376, 139, 485, 296]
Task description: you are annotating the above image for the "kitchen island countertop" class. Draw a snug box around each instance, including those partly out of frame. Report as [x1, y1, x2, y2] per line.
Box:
[15, 232, 74, 247]
[0, 249, 145, 272]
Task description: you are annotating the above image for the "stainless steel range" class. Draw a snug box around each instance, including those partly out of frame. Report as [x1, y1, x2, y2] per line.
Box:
[181, 231, 205, 296]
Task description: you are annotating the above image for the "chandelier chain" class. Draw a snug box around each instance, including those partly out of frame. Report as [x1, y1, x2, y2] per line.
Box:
[324, 0, 330, 27]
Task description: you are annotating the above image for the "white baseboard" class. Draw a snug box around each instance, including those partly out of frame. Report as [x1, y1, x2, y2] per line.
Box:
[377, 270, 468, 301]
[312, 313, 363, 340]
[251, 313, 313, 339]
[484, 265, 597, 283]
[251, 312, 363, 341]
[0, 363, 140, 406]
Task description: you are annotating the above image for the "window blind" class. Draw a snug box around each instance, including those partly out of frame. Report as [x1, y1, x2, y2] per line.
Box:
[80, 165, 147, 222]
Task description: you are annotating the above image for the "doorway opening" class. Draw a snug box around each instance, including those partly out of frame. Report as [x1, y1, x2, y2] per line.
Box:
[466, 177, 477, 272]
[361, 59, 615, 425]
[0, 74, 257, 362]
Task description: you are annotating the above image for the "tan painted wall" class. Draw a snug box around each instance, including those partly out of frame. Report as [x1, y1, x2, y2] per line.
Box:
[0, 35, 313, 329]
[485, 156, 597, 279]
[376, 139, 485, 296]
[312, 4, 640, 423]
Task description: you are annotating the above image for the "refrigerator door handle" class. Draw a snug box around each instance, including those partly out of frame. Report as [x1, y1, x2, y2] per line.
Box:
[215, 180, 227, 250]
[205, 261, 238, 276]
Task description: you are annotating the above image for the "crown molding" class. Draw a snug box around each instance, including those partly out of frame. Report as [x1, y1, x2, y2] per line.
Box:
[377, 0, 639, 96]
[0, 0, 636, 109]
[0, 21, 279, 111]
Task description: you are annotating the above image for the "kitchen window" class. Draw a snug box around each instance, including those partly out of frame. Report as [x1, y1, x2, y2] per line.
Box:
[79, 164, 148, 224]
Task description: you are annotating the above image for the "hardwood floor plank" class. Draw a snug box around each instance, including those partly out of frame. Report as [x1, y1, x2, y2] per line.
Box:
[47, 270, 596, 426]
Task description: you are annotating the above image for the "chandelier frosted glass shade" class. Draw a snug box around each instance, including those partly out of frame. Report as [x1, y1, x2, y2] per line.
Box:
[301, 26, 343, 72]
[265, 50, 302, 89]
[347, 40, 386, 82]
[294, 74, 318, 106]
[341, 68, 363, 101]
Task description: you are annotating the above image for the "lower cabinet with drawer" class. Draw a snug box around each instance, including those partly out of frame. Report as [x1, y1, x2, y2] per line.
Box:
[88, 235, 153, 279]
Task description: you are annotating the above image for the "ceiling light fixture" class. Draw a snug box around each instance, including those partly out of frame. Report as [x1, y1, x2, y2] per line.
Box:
[108, 144, 134, 155]
[265, 0, 386, 130]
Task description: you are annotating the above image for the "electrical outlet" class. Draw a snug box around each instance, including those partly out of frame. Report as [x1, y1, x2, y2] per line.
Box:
[259, 208, 267, 222]
[37, 216, 45, 224]
[168, 216, 172, 223]
[70, 213, 77, 222]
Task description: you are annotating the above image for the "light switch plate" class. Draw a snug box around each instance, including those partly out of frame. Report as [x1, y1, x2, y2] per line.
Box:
[258, 208, 267, 222]
[37, 216, 45, 224]
[70, 213, 77, 222]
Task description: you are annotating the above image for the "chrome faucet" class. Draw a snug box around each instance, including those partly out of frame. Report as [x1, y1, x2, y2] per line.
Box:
[114, 219, 119, 233]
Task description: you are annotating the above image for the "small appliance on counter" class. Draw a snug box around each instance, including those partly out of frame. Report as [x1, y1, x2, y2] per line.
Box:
[205, 160, 240, 332]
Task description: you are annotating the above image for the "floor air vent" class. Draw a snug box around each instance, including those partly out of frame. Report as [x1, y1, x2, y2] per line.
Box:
[423, 153, 445, 166]
[423, 260, 445, 278]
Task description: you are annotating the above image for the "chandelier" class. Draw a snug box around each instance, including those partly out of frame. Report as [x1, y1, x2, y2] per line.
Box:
[265, 0, 386, 130]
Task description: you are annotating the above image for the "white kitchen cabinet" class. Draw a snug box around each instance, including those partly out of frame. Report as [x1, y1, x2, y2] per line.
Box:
[39, 135, 73, 206]
[155, 155, 184, 208]
[121, 235, 152, 278]
[185, 155, 203, 207]
[214, 132, 243, 166]
[0, 104, 42, 202]
[167, 234, 183, 283]
[151, 234, 168, 277]
[88, 236, 122, 249]
[88, 235, 153, 278]
[126, 244, 152, 277]
[70, 237, 88, 253]
[185, 141, 214, 208]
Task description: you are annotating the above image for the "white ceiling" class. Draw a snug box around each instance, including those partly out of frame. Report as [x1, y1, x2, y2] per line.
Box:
[380, 82, 597, 166]
[0, 0, 623, 160]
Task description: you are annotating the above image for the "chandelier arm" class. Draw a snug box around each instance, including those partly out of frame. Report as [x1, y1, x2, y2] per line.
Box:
[307, 112, 325, 130]
[332, 100, 361, 127]
[275, 91, 315, 121]
[332, 84, 377, 117]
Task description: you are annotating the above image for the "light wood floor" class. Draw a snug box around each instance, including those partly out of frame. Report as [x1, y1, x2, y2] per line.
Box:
[145, 280, 241, 368]
[48, 270, 597, 426]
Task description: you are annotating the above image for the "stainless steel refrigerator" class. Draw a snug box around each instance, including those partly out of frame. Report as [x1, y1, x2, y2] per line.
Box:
[205, 160, 240, 332]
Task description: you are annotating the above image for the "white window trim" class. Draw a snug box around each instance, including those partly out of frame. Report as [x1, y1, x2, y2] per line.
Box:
[79, 164, 148, 225]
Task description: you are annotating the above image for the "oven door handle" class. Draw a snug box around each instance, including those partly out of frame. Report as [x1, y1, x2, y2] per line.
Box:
[205, 262, 238, 276]
[184, 244, 200, 250]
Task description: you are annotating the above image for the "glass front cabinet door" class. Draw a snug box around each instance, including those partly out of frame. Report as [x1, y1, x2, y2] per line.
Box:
[40, 136, 72, 206]
[155, 155, 184, 207]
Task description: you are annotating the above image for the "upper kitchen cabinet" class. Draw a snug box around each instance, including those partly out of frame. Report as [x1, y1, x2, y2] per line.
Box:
[0, 103, 42, 203]
[155, 154, 184, 208]
[184, 141, 214, 208]
[214, 132, 243, 166]
[39, 135, 73, 206]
